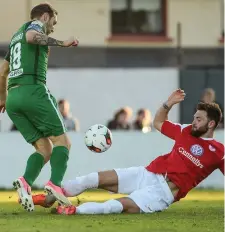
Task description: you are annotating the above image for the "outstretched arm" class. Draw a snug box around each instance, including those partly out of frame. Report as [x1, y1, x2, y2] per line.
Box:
[26, 30, 78, 47]
[153, 89, 186, 132]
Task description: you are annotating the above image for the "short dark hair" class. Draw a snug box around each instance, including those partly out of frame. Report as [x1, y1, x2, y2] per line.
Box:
[30, 3, 58, 20]
[197, 102, 222, 128]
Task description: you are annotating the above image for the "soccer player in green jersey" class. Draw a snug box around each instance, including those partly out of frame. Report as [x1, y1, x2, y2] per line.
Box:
[0, 3, 78, 212]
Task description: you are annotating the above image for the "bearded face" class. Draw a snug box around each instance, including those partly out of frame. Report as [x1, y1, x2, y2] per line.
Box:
[191, 110, 213, 137]
[191, 122, 209, 137]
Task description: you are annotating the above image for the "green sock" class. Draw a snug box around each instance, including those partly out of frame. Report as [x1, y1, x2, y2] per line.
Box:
[50, 146, 69, 187]
[23, 153, 45, 186]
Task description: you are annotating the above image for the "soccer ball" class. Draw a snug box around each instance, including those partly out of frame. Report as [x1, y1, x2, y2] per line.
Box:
[84, 124, 112, 153]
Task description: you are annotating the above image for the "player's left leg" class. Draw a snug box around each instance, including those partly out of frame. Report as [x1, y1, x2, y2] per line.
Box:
[32, 170, 117, 207]
[52, 197, 140, 215]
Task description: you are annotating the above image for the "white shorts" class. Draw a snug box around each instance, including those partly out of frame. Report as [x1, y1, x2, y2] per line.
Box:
[114, 166, 174, 213]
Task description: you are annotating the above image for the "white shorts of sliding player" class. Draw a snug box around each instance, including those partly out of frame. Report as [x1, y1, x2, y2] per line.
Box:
[114, 166, 174, 213]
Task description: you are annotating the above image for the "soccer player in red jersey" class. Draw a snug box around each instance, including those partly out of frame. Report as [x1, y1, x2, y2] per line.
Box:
[33, 89, 224, 215]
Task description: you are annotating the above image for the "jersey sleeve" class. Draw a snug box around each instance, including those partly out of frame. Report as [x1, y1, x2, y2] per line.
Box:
[4, 50, 10, 62]
[26, 21, 44, 33]
[161, 120, 182, 140]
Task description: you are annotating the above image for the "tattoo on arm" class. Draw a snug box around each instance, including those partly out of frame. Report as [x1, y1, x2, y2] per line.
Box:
[163, 102, 170, 110]
[33, 33, 64, 46]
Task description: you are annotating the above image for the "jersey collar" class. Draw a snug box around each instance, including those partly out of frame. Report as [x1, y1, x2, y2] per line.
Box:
[200, 137, 214, 140]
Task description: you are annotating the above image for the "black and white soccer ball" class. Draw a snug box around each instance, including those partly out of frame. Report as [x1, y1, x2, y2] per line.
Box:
[84, 124, 112, 153]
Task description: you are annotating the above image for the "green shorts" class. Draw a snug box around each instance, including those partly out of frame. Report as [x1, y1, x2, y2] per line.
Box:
[6, 84, 67, 144]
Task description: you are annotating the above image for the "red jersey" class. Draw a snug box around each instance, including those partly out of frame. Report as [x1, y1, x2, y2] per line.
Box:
[146, 120, 224, 201]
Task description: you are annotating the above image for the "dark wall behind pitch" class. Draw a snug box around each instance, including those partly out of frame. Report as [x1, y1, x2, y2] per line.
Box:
[0, 46, 224, 68]
[179, 68, 224, 124]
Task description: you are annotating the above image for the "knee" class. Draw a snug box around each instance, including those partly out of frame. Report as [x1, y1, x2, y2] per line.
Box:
[63, 138, 71, 150]
[118, 198, 141, 214]
[33, 138, 53, 163]
[49, 134, 71, 151]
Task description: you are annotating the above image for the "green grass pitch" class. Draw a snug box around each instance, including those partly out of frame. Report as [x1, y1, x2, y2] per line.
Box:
[0, 189, 223, 232]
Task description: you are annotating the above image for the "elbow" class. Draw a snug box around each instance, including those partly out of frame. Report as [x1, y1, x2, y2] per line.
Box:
[0, 63, 9, 79]
[153, 115, 160, 128]
[153, 118, 163, 132]
[0, 72, 8, 81]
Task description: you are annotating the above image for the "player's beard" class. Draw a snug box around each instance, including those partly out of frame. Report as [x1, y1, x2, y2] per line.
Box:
[46, 26, 51, 35]
[191, 124, 209, 137]
[45, 22, 53, 35]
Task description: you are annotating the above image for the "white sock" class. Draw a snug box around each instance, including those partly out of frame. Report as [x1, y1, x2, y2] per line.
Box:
[62, 172, 99, 197]
[76, 199, 123, 214]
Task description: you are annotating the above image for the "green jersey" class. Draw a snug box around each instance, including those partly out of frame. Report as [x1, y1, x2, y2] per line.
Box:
[5, 20, 49, 88]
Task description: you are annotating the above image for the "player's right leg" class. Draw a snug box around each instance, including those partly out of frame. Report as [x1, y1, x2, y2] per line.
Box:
[12, 137, 52, 212]
[62, 170, 118, 197]
[34, 167, 146, 207]
[62, 166, 145, 197]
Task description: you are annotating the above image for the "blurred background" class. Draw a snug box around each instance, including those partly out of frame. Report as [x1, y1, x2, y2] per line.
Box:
[0, 0, 224, 188]
[0, 0, 224, 132]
